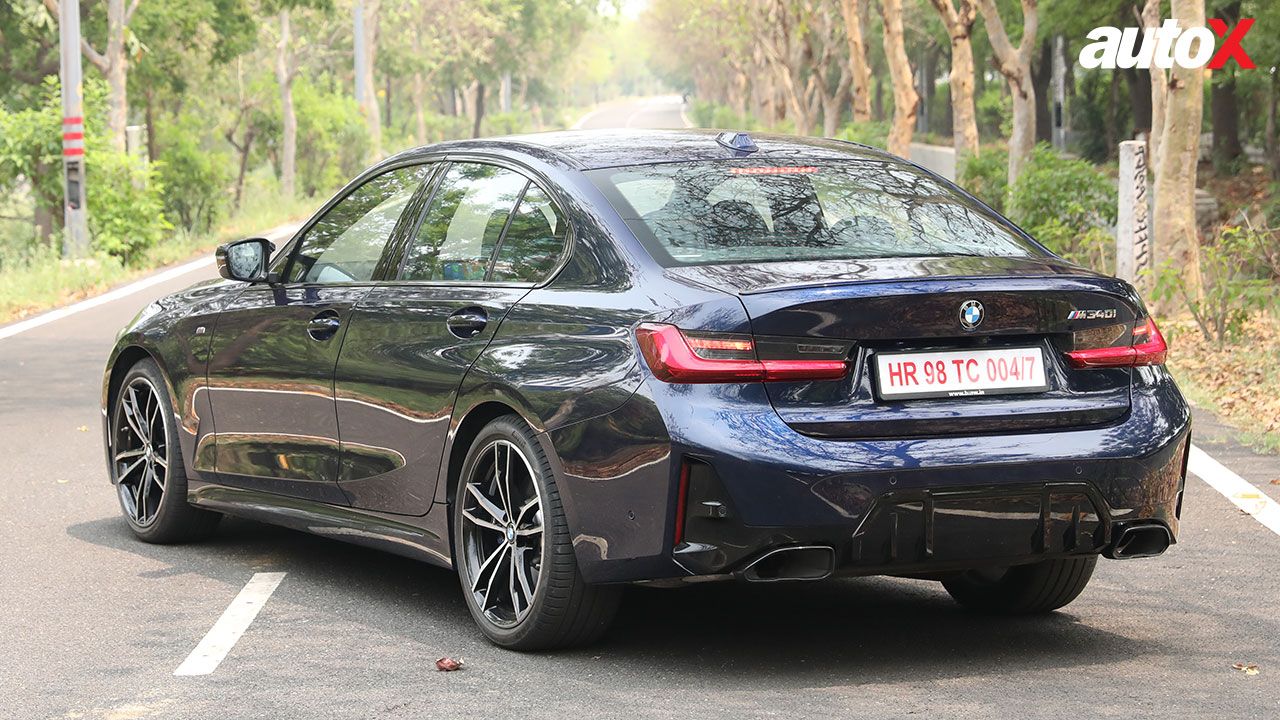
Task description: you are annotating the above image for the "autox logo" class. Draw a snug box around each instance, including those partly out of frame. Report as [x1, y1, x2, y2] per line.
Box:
[1079, 18, 1255, 70]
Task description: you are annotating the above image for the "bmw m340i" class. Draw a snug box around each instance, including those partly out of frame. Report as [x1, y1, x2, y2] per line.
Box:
[102, 129, 1190, 650]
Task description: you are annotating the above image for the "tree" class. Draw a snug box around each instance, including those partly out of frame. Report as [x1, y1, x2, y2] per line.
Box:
[1140, 0, 1167, 171]
[879, 0, 917, 156]
[354, 0, 382, 157]
[1154, 0, 1205, 299]
[930, 0, 980, 161]
[976, 0, 1037, 186]
[839, 0, 873, 123]
[42, 0, 142, 150]
[275, 7, 297, 197]
[1208, 0, 1243, 172]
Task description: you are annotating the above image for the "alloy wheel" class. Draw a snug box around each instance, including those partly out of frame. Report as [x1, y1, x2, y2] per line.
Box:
[113, 377, 168, 527]
[460, 440, 545, 628]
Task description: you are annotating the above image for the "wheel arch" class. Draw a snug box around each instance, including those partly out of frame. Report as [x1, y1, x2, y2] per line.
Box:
[103, 343, 185, 480]
[443, 400, 530, 510]
[105, 345, 158, 414]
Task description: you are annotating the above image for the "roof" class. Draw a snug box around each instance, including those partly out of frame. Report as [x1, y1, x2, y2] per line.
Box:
[387, 128, 902, 172]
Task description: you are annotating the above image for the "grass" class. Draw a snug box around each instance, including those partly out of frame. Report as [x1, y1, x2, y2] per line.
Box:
[0, 190, 313, 325]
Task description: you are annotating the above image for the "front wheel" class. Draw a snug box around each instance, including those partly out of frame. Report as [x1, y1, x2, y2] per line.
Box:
[452, 416, 620, 650]
[942, 556, 1097, 614]
[109, 358, 220, 543]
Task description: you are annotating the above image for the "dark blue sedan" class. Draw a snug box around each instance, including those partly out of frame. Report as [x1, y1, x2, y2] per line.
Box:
[101, 129, 1191, 649]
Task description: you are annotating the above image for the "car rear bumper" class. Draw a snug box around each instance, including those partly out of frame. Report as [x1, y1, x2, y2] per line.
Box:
[545, 366, 1191, 584]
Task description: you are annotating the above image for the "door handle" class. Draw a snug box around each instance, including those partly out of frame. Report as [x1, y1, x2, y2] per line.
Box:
[446, 307, 488, 339]
[307, 309, 342, 341]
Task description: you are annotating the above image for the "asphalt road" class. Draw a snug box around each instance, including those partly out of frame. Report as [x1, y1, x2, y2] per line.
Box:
[2, 98, 1278, 719]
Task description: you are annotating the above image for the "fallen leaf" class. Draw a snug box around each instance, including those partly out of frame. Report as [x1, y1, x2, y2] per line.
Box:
[1270, 479, 1280, 486]
[435, 656, 463, 672]
[77, 425, 88, 432]
[1232, 662, 1260, 676]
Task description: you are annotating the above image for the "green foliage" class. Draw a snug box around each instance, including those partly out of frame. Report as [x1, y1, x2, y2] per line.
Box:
[688, 100, 758, 131]
[87, 151, 172, 265]
[291, 77, 369, 198]
[156, 117, 232, 233]
[975, 84, 1011, 141]
[1007, 144, 1117, 271]
[1152, 223, 1277, 345]
[0, 76, 65, 254]
[958, 147, 1009, 214]
[482, 111, 533, 137]
[835, 120, 889, 150]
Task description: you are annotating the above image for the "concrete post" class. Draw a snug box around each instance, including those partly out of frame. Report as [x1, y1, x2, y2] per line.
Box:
[1117, 140, 1152, 288]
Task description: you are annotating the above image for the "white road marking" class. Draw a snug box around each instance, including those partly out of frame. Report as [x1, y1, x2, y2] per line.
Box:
[0, 223, 298, 342]
[1189, 444, 1280, 537]
[174, 572, 286, 676]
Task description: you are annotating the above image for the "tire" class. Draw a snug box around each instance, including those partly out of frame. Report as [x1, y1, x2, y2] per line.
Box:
[452, 415, 620, 650]
[941, 556, 1097, 614]
[109, 358, 220, 544]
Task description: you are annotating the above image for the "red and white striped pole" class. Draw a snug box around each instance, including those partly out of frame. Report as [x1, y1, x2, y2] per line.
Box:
[57, 0, 90, 257]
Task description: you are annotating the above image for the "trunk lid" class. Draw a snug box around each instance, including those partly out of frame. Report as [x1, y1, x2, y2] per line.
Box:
[667, 256, 1140, 438]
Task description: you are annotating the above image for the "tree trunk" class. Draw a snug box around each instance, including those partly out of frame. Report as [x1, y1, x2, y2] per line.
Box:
[33, 156, 55, 243]
[102, 0, 129, 150]
[879, 0, 918, 157]
[1141, 0, 1167, 172]
[976, 0, 1037, 187]
[821, 69, 851, 137]
[232, 129, 254, 210]
[472, 82, 485, 139]
[930, 0, 980, 161]
[1126, 68, 1152, 136]
[358, 0, 383, 158]
[1210, 0, 1243, 172]
[1154, 0, 1205, 301]
[143, 89, 156, 162]
[840, 0, 873, 122]
[1008, 77, 1037, 182]
[1210, 73, 1242, 172]
[1105, 70, 1121, 154]
[413, 72, 427, 143]
[1032, 39, 1052, 143]
[276, 9, 296, 199]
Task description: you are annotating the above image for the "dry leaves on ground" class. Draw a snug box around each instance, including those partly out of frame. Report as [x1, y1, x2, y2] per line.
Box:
[435, 657, 463, 672]
[1232, 661, 1261, 676]
[1165, 312, 1280, 438]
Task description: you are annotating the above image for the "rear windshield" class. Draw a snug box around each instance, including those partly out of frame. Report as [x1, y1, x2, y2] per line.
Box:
[587, 160, 1042, 266]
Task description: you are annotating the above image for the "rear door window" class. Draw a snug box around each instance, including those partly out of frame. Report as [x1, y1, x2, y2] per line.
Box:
[400, 163, 527, 282]
[489, 185, 569, 283]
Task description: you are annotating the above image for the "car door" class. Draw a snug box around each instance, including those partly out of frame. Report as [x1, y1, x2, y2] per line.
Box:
[203, 163, 434, 501]
[333, 161, 570, 515]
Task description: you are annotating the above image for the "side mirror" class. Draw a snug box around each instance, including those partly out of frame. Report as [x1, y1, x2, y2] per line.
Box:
[216, 237, 275, 283]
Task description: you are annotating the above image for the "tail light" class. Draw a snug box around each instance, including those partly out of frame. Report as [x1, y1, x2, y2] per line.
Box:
[1065, 317, 1167, 368]
[635, 323, 849, 383]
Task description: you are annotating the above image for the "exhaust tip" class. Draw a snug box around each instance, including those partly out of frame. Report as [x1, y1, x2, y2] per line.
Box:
[1106, 523, 1172, 559]
[740, 545, 835, 582]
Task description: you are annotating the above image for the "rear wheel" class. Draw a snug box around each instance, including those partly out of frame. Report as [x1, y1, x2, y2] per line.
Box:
[110, 358, 220, 543]
[942, 556, 1097, 614]
[452, 416, 620, 650]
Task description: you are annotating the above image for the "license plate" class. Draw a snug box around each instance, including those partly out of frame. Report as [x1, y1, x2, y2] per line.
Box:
[874, 347, 1049, 400]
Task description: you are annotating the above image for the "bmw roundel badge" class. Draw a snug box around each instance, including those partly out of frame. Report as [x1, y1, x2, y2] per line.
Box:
[959, 300, 984, 330]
